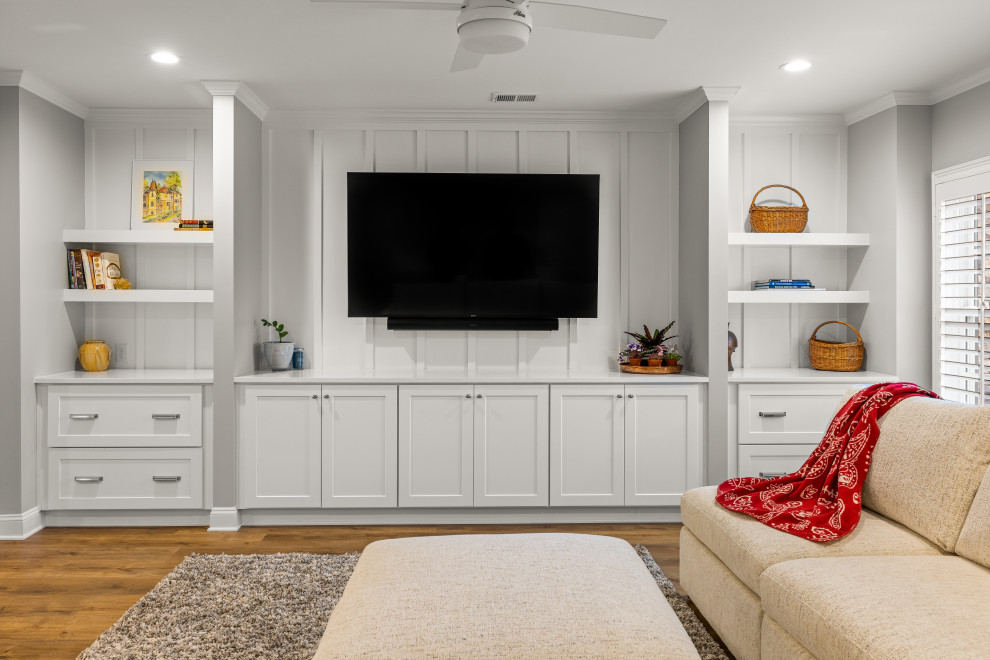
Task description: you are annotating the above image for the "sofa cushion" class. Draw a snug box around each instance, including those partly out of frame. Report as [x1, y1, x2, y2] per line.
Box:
[681, 486, 944, 595]
[313, 533, 701, 659]
[956, 466, 990, 568]
[761, 556, 990, 660]
[864, 397, 990, 552]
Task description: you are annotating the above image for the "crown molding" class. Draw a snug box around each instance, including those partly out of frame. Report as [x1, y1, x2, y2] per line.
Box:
[844, 91, 933, 126]
[0, 70, 88, 119]
[730, 114, 846, 129]
[201, 81, 269, 120]
[674, 86, 741, 123]
[85, 108, 212, 128]
[263, 107, 677, 130]
[929, 62, 990, 105]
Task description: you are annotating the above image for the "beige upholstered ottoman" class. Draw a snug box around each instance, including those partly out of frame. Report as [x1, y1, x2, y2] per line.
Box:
[314, 533, 700, 659]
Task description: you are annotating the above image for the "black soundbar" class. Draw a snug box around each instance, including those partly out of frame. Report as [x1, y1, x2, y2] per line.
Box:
[386, 317, 560, 331]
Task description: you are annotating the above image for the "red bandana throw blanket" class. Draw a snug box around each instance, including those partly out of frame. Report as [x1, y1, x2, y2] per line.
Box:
[716, 382, 939, 542]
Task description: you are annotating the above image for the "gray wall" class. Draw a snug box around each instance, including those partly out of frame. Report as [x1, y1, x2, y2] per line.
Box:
[0, 87, 21, 515]
[17, 90, 85, 511]
[895, 105, 932, 387]
[933, 81, 990, 172]
[848, 105, 933, 387]
[679, 105, 709, 377]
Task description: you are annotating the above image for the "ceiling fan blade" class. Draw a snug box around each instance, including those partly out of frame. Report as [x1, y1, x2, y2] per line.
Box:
[450, 44, 485, 72]
[531, 2, 666, 39]
[310, 0, 460, 10]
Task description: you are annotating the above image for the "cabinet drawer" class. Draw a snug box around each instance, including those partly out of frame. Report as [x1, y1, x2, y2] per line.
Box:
[46, 448, 203, 509]
[737, 444, 817, 480]
[47, 385, 202, 447]
[738, 383, 856, 445]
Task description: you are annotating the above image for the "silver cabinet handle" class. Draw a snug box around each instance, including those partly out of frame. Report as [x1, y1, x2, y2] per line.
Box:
[759, 412, 787, 418]
[74, 476, 103, 483]
[324, 394, 330, 399]
[69, 413, 98, 420]
[465, 394, 472, 399]
[627, 394, 634, 399]
[476, 394, 483, 399]
[312, 394, 318, 399]
[152, 476, 181, 483]
[152, 413, 180, 420]
[759, 472, 788, 478]
[616, 394, 622, 399]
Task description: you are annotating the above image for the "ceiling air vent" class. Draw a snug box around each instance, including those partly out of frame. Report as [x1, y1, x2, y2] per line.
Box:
[490, 93, 540, 103]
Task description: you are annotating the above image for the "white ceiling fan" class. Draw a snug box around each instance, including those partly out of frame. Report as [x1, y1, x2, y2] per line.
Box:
[312, 0, 666, 72]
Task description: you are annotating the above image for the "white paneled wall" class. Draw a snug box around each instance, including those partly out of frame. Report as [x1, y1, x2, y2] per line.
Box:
[267, 117, 677, 374]
[728, 121, 849, 369]
[84, 119, 213, 368]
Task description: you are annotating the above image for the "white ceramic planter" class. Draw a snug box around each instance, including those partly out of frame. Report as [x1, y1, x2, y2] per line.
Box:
[264, 342, 295, 371]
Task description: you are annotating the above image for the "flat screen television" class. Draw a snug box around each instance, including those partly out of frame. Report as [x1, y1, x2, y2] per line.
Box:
[347, 172, 600, 331]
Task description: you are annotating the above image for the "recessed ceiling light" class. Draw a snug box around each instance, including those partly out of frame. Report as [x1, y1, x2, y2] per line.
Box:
[150, 51, 180, 65]
[780, 59, 811, 73]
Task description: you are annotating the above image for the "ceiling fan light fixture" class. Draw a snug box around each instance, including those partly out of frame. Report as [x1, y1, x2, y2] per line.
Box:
[458, 18, 531, 53]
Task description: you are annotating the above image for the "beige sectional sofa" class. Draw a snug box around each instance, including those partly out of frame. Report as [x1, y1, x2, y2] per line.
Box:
[680, 395, 990, 660]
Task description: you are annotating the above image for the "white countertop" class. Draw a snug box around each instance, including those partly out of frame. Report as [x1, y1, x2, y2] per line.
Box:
[36, 369, 214, 384]
[234, 368, 709, 385]
[728, 368, 897, 384]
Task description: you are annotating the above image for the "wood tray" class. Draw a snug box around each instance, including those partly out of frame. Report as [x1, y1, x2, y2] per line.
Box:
[619, 364, 683, 374]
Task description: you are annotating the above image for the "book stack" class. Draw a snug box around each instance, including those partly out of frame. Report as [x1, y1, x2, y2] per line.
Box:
[67, 249, 121, 290]
[752, 278, 815, 290]
[174, 220, 213, 231]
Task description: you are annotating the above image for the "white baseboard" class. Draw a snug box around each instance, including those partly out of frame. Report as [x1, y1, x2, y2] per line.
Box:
[0, 507, 43, 540]
[239, 507, 682, 526]
[209, 507, 242, 531]
[42, 510, 210, 527]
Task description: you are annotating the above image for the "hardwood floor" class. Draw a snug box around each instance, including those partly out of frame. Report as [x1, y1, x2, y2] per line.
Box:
[0, 523, 705, 659]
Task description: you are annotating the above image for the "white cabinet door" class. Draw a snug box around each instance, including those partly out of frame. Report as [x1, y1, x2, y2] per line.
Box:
[399, 385, 474, 507]
[624, 385, 702, 506]
[239, 385, 322, 508]
[321, 385, 398, 508]
[550, 385, 624, 506]
[473, 385, 549, 507]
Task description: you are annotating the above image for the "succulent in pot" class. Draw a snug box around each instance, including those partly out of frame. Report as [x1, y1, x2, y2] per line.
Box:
[261, 319, 295, 371]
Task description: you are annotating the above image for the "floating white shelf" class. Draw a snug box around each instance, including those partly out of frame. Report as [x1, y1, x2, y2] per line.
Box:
[728, 232, 869, 247]
[63, 229, 213, 245]
[63, 289, 214, 303]
[728, 290, 870, 304]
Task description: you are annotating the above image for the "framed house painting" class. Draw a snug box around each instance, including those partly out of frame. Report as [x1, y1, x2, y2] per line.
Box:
[131, 160, 194, 228]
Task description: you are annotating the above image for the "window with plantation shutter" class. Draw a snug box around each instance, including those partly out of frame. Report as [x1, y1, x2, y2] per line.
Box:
[935, 171, 989, 406]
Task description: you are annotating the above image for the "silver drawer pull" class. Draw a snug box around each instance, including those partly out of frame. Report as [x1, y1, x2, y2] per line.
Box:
[69, 413, 99, 420]
[74, 476, 104, 483]
[152, 414, 181, 420]
[759, 411, 787, 418]
[759, 472, 788, 478]
[152, 476, 182, 483]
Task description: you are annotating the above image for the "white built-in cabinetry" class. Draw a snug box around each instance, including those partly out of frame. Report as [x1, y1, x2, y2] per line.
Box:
[38, 378, 211, 511]
[550, 384, 702, 506]
[236, 376, 704, 516]
[238, 385, 397, 508]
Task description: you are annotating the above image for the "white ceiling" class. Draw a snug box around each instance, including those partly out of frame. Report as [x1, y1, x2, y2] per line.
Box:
[2, 0, 990, 116]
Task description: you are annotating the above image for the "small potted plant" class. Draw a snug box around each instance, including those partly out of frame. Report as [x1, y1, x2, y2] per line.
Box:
[261, 319, 295, 371]
[618, 343, 644, 366]
[625, 322, 677, 365]
[643, 345, 666, 367]
[662, 346, 682, 367]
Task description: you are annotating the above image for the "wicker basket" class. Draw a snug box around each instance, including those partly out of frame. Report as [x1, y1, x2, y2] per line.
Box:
[809, 321, 864, 372]
[749, 184, 809, 233]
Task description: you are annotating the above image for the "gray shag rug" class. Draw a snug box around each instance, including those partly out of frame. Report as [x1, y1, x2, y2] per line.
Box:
[78, 545, 729, 660]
